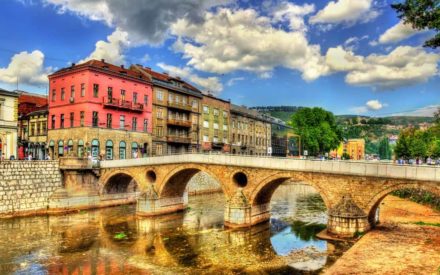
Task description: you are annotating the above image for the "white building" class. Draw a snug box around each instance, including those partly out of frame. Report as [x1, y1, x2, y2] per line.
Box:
[0, 88, 19, 159]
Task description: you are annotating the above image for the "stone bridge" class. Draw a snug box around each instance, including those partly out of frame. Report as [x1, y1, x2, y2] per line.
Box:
[63, 154, 440, 237]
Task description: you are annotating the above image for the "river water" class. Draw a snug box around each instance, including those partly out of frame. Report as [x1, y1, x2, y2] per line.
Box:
[0, 183, 349, 274]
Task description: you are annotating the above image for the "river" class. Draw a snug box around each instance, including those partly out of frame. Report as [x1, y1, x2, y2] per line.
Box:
[0, 183, 350, 274]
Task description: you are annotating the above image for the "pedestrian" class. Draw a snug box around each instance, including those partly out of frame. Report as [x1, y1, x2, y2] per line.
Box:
[45, 154, 51, 160]
[27, 154, 32, 161]
[1, 154, 4, 161]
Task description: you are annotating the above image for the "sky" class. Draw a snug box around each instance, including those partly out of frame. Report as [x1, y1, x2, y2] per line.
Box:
[0, 0, 439, 117]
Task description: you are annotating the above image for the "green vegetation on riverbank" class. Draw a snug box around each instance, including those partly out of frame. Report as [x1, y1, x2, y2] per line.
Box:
[392, 189, 440, 211]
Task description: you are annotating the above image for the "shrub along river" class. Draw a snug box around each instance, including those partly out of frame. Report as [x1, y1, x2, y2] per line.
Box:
[0, 183, 351, 274]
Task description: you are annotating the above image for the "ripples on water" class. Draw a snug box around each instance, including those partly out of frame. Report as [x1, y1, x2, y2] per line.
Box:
[0, 183, 349, 274]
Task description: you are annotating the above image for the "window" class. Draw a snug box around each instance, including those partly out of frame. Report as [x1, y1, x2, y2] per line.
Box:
[91, 139, 99, 158]
[213, 123, 219, 129]
[203, 135, 209, 142]
[93, 84, 99, 98]
[156, 144, 163, 155]
[30, 123, 35, 136]
[120, 89, 125, 101]
[119, 141, 126, 159]
[182, 97, 187, 105]
[106, 113, 112, 128]
[203, 120, 209, 128]
[51, 115, 55, 129]
[119, 115, 125, 129]
[80, 83, 85, 97]
[61, 88, 65, 101]
[203, 105, 209, 114]
[213, 136, 219, 143]
[58, 140, 64, 156]
[144, 95, 148, 106]
[157, 108, 163, 119]
[78, 140, 84, 158]
[223, 137, 228, 144]
[51, 89, 56, 101]
[132, 117, 137, 131]
[70, 85, 75, 99]
[232, 120, 235, 129]
[60, 114, 64, 129]
[156, 126, 163, 137]
[42, 121, 47, 135]
[213, 109, 219, 116]
[143, 119, 148, 132]
[169, 93, 174, 102]
[223, 111, 228, 118]
[105, 140, 113, 160]
[192, 100, 198, 109]
[133, 92, 138, 104]
[67, 139, 73, 154]
[70, 112, 74, 128]
[80, 111, 84, 127]
[92, 111, 98, 127]
[131, 142, 138, 158]
[223, 124, 228, 130]
[156, 90, 163, 101]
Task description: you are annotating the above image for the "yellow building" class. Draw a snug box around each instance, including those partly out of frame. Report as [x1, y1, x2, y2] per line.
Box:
[21, 109, 48, 160]
[0, 88, 18, 159]
[331, 138, 365, 160]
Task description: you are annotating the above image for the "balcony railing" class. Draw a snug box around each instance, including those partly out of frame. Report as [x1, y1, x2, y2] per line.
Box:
[166, 135, 191, 144]
[167, 118, 192, 127]
[167, 101, 192, 111]
[102, 96, 144, 112]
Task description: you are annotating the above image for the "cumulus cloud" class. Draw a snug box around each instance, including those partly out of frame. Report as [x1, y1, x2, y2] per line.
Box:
[310, 0, 379, 26]
[344, 35, 369, 50]
[271, 2, 315, 32]
[350, 99, 387, 114]
[377, 20, 426, 45]
[44, 0, 232, 45]
[0, 50, 51, 85]
[325, 46, 440, 90]
[157, 63, 223, 94]
[170, 8, 329, 82]
[79, 29, 129, 64]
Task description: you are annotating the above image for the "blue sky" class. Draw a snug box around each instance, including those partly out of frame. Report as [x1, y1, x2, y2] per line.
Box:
[0, 0, 438, 116]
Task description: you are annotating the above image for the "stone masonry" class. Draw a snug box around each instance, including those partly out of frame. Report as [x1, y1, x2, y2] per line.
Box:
[186, 172, 222, 195]
[0, 161, 62, 216]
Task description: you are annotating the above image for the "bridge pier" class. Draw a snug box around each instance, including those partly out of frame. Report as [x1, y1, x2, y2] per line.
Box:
[137, 185, 188, 216]
[327, 195, 370, 237]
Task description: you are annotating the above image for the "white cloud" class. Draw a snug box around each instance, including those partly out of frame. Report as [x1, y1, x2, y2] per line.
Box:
[344, 35, 369, 50]
[366, 99, 385, 110]
[0, 50, 51, 85]
[378, 20, 426, 45]
[350, 106, 368, 114]
[310, 0, 379, 26]
[392, 105, 440, 117]
[157, 63, 223, 94]
[79, 29, 129, 65]
[171, 8, 329, 82]
[226, 77, 245, 86]
[325, 46, 440, 90]
[271, 2, 315, 32]
[43, 0, 232, 45]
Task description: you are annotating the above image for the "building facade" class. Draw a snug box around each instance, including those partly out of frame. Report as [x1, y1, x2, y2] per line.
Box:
[331, 138, 365, 160]
[0, 88, 18, 159]
[132, 65, 203, 155]
[47, 60, 153, 160]
[230, 104, 271, 155]
[200, 94, 230, 153]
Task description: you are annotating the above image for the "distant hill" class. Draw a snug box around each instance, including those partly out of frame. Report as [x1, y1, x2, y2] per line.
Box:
[251, 106, 302, 122]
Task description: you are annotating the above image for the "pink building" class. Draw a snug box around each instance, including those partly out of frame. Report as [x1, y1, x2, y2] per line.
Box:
[47, 59, 153, 160]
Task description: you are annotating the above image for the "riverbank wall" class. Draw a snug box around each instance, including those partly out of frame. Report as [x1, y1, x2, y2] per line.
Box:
[0, 161, 62, 217]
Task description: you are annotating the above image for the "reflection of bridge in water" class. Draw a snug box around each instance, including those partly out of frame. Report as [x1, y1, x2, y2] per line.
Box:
[58, 154, 440, 237]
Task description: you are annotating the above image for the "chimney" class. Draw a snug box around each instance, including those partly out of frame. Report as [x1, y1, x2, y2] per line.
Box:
[121, 65, 125, 69]
[163, 72, 169, 75]
[71, 63, 75, 67]
[101, 59, 105, 63]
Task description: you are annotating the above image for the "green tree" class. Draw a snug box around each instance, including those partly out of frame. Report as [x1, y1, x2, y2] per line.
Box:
[378, 137, 392, 160]
[290, 107, 342, 156]
[391, 0, 440, 48]
[395, 128, 413, 159]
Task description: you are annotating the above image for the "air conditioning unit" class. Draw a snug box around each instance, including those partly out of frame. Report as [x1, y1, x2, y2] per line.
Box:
[69, 97, 74, 103]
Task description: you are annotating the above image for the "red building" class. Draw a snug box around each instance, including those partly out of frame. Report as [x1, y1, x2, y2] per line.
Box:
[47, 59, 153, 159]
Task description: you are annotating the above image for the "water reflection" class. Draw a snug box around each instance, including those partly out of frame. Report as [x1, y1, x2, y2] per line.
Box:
[0, 183, 348, 274]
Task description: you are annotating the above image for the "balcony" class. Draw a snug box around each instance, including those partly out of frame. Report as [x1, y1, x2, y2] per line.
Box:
[167, 101, 192, 111]
[167, 118, 192, 127]
[102, 96, 144, 112]
[166, 135, 191, 144]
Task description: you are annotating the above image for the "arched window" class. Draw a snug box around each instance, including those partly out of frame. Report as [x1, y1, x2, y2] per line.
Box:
[131, 142, 138, 158]
[119, 141, 126, 160]
[105, 140, 113, 160]
[91, 139, 99, 158]
[67, 139, 74, 154]
[58, 140, 64, 156]
[78, 140, 84, 158]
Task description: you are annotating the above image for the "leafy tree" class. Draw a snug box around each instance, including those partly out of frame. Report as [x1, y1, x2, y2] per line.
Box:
[378, 137, 392, 159]
[352, 117, 359, 125]
[395, 128, 413, 159]
[290, 107, 342, 156]
[435, 107, 440, 124]
[341, 152, 351, 160]
[391, 0, 440, 48]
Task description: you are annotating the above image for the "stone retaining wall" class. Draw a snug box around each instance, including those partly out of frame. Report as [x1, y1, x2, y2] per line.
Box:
[0, 161, 62, 216]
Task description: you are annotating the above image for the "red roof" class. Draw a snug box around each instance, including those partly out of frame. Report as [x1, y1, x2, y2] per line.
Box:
[17, 91, 48, 116]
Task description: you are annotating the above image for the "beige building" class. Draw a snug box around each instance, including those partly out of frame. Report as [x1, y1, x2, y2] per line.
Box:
[200, 94, 231, 153]
[230, 104, 271, 156]
[0, 88, 18, 159]
[132, 65, 203, 155]
[20, 109, 48, 160]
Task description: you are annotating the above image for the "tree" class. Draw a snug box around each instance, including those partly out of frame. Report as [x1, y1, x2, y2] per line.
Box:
[378, 137, 392, 160]
[395, 128, 413, 159]
[392, 0, 440, 48]
[290, 107, 342, 156]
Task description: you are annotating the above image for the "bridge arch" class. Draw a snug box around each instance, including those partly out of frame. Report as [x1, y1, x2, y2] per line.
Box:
[100, 170, 140, 195]
[366, 181, 440, 227]
[157, 164, 229, 198]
